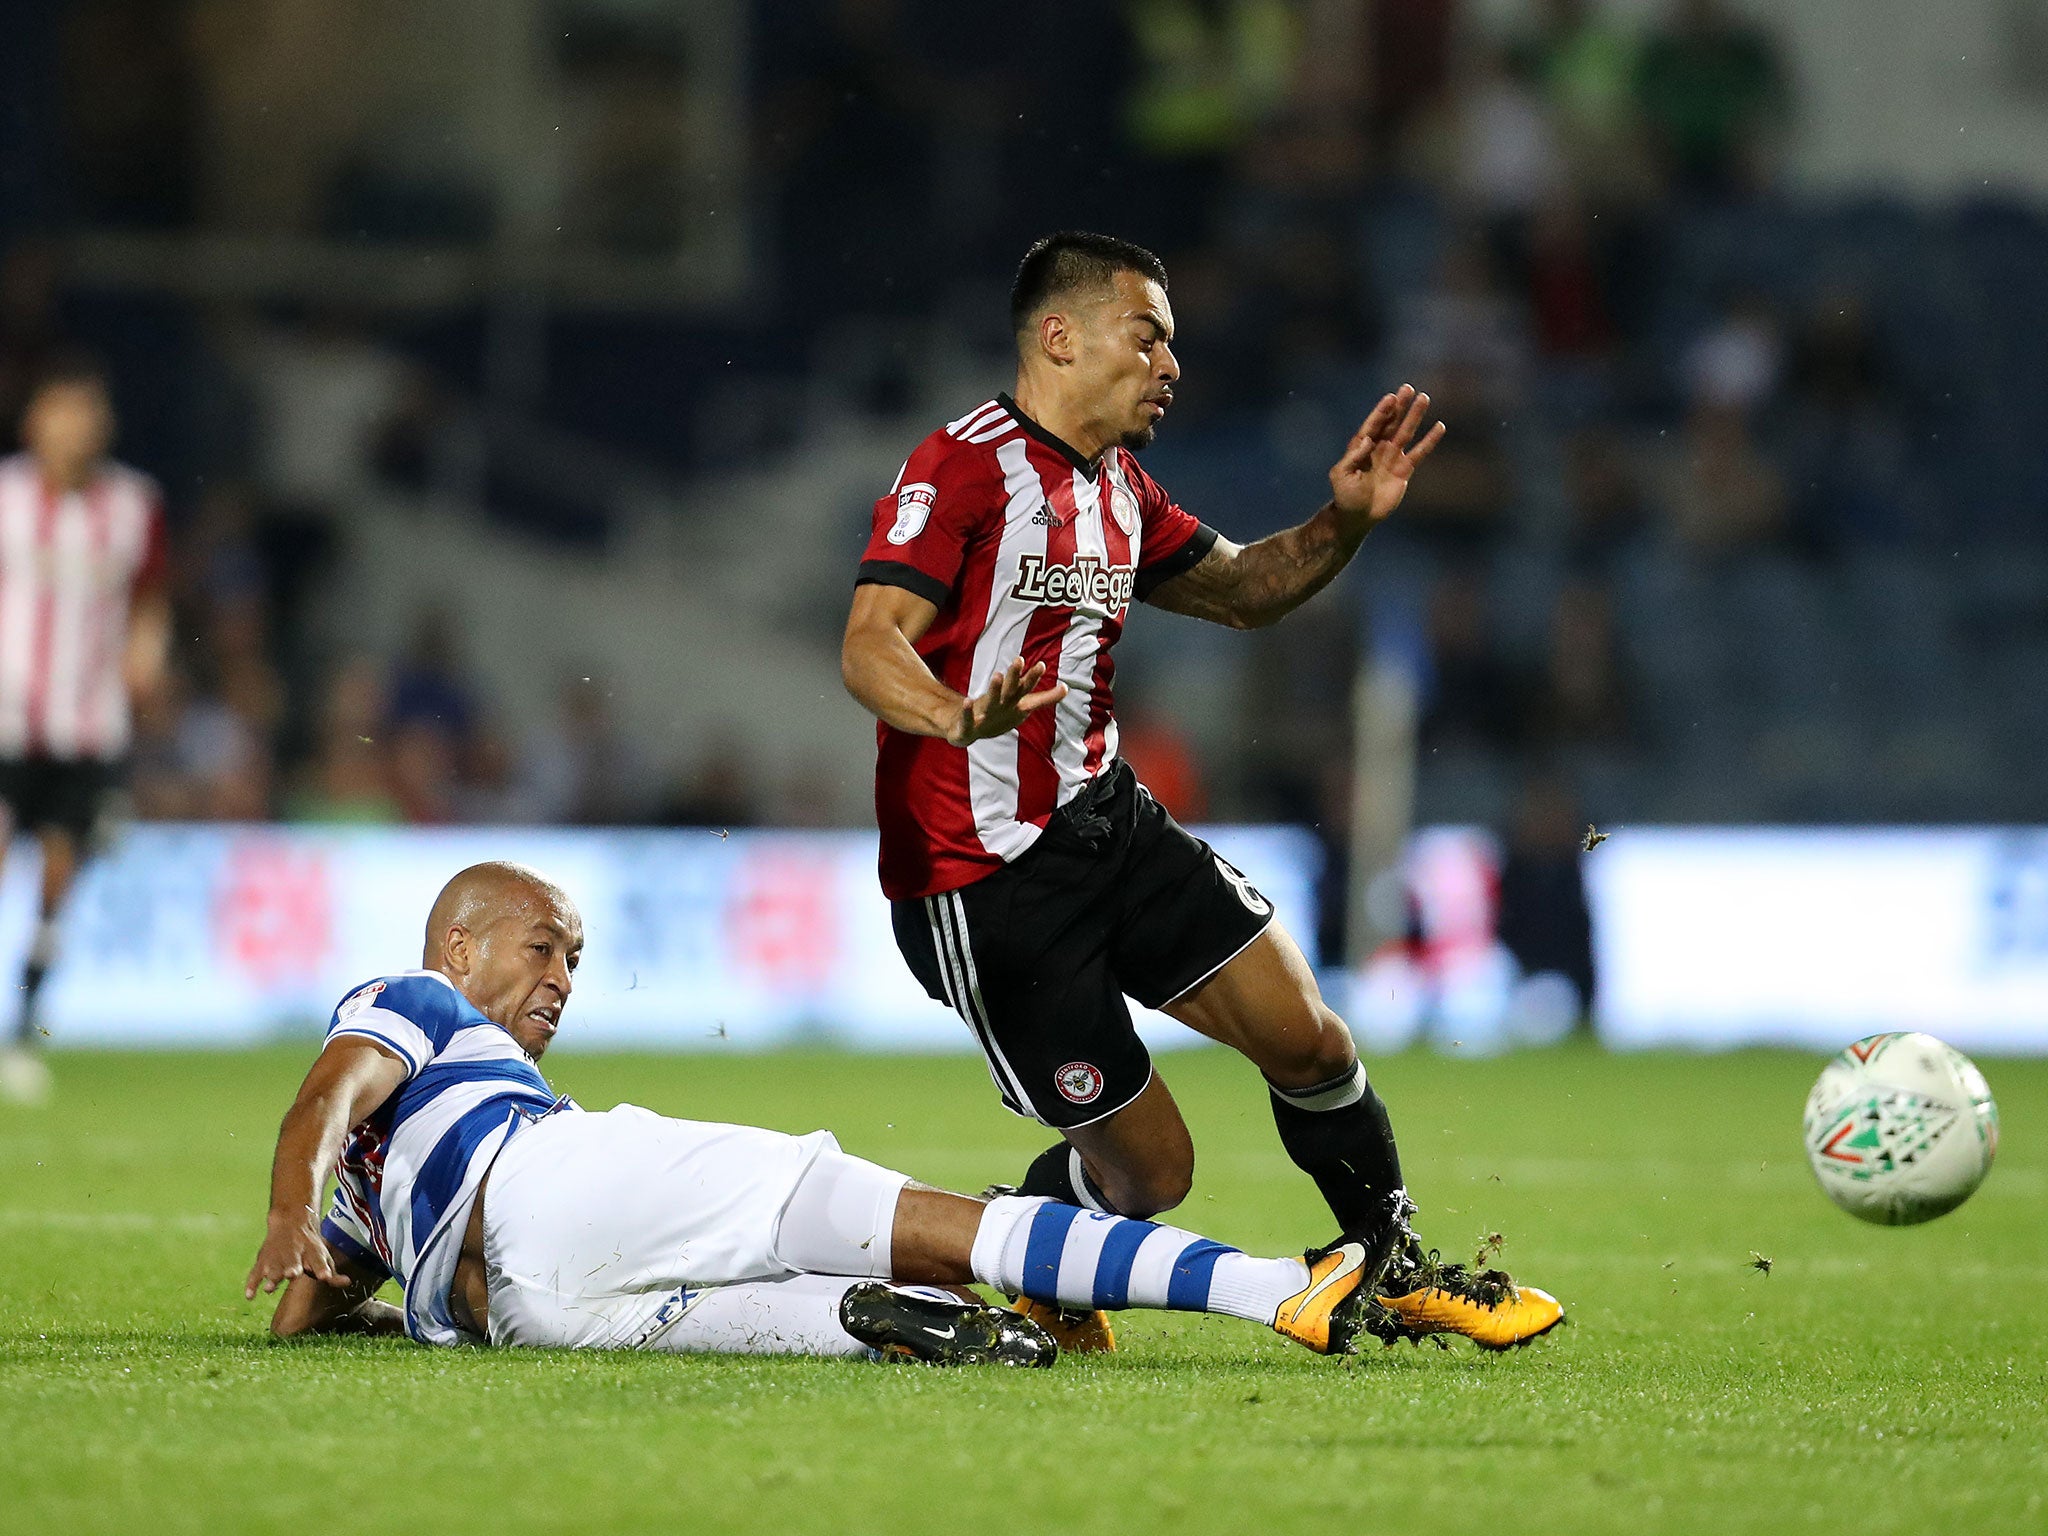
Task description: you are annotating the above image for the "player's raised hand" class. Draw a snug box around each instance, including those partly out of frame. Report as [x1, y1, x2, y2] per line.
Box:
[1329, 384, 1446, 534]
[948, 657, 1067, 748]
[245, 1208, 348, 1299]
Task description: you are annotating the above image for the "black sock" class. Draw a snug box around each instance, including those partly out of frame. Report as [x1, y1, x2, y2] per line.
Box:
[15, 960, 47, 1047]
[1017, 1141, 1114, 1212]
[1268, 1064, 1408, 1240]
[16, 915, 58, 1048]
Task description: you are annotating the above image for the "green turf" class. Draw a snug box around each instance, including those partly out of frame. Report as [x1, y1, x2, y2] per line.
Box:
[3, 1044, 2043, 1535]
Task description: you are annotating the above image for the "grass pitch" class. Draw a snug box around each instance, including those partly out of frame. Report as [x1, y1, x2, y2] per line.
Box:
[3, 1043, 2043, 1535]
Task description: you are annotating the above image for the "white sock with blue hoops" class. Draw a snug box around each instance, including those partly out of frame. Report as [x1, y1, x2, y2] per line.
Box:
[969, 1195, 1310, 1324]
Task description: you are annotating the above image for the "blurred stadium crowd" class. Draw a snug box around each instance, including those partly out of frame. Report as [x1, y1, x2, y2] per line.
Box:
[1, 0, 2044, 880]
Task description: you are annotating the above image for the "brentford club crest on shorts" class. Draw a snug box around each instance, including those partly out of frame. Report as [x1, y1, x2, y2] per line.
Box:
[1054, 1062, 1105, 1105]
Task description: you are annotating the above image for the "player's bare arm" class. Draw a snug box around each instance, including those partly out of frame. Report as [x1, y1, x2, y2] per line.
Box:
[244, 1035, 408, 1302]
[123, 588, 172, 702]
[268, 1245, 406, 1339]
[841, 582, 1067, 747]
[1145, 385, 1446, 630]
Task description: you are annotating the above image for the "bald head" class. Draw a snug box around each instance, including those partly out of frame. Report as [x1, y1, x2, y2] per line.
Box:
[423, 861, 570, 966]
[424, 862, 583, 1056]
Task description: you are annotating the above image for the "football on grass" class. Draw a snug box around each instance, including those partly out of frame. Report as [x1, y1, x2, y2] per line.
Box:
[1803, 1032, 1999, 1226]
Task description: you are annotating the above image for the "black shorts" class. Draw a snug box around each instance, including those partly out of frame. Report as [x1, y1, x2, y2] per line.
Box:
[891, 760, 1274, 1129]
[0, 756, 123, 843]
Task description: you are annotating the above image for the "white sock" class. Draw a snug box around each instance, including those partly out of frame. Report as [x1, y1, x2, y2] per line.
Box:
[970, 1195, 1309, 1324]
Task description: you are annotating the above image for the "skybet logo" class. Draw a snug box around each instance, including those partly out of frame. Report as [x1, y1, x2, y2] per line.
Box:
[1011, 553, 1135, 612]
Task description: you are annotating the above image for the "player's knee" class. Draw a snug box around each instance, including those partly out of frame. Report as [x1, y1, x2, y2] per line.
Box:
[1100, 1157, 1193, 1219]
[1311, 1006, 1359, 1076]
[1261, 1003, 1357, 1089]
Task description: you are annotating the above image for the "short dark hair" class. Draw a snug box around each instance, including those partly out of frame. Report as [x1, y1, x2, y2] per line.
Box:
[1010, 232, 1168, 336]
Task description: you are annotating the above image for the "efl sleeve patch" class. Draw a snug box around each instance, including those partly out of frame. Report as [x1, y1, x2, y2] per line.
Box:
[324, 975, 450, 1078]
[886, 482, 938, 544]
[855, 434, 990, 605]
[336, 981, 385, 1023]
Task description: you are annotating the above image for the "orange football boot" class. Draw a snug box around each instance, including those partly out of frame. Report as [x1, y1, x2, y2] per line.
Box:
[1372, 1255, 1565, 1351]
[1008, 1297, 1117, 1354]
[1272, 1241, 1373, 1355]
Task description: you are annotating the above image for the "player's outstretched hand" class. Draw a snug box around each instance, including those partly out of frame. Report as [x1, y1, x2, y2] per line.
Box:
[948, 657, 1067, 748]
[1329, 384, 1446, 535]
[245, 1209, 348, 1299]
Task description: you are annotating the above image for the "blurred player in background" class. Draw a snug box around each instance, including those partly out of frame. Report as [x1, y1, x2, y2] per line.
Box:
[249, 861, 1392, 1364]
[0, 358, 169, 1104]
[842, 232, 1562, 1354]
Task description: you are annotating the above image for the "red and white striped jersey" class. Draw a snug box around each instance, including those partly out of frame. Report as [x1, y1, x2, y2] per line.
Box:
[857, 395, 1215, 900]
[0, 454, 167, 762]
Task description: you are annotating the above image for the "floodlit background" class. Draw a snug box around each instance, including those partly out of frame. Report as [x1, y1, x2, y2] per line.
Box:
[3, 0, 2047, 1051]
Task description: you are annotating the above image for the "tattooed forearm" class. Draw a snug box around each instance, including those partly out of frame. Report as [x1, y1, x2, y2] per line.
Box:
[1144, 502, 1364, 630]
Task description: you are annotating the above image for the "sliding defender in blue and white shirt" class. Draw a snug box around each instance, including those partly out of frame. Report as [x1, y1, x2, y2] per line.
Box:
[246, 861, 1438, 1364]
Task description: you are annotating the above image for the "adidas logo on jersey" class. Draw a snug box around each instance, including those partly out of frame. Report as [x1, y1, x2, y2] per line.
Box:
[1011, 552, 1136, 613]
[1030, 502, 1059, 527]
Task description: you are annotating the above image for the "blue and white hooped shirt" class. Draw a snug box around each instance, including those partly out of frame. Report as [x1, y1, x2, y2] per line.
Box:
[316, 970, 572, 1345]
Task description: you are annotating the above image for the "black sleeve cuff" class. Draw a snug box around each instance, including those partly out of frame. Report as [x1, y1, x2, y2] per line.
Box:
[1134, 523, 1219, 602]
[855, 560, 951, 609]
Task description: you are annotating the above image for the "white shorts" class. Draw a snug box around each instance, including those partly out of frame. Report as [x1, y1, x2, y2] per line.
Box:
[482, 1104, 910, 1352]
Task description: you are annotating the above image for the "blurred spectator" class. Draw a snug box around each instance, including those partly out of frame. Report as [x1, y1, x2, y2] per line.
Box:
[1420, 567, 1522, 755]
[1658, 401, 1788, 553]
[1190, 222, 1378, 409]
[1562, 427, 1651, 569]
[1524, 580, 1636, 751]
[1381, 384, 1516, 547]
[1208, 103, 1380, 397]
[181, 483, 270, 621]
[519, 676, 650, 826]
[389, 720, 460, 825]
[1122, 0, 1302, 252]
[1513, 0, 1652, 203]
[1382, 237, 1524, 544]
[1495, 771, 1596, 1032]
[1788, 290, 1892, 415]
[659, 738, 760, 829]
[1634, 0, 1790, 197]
[177, 485, 288, 739]
[452, 726, 521, 825]
[1523, 198, 1619, 360]
[1681, 291, 1784, 411]
[211, 661, 282, 816]
[1784, 290, 1912, 546]
[130, 665, 273, 822]
[285, 659, 402, 823]
[1389, 235, 1532, 413]
[388, 610, 481, 744]
[1427, 42, 1566, 228]
[1365, 0, 1458, 150]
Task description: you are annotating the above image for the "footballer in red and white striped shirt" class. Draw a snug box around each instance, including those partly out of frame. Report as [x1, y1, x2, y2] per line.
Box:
[853, 391, 1213, 901]
[839, 234, 1557, 1351]
[0, 358, 170, 1101]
